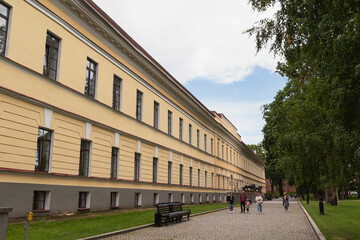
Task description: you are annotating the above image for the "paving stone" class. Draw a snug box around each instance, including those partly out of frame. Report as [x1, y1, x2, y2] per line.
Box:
[103, 199, 318, 240]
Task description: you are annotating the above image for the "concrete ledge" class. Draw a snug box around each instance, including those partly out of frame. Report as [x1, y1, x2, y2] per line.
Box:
[298, 201, 326, 240]
[78, 207, 228, 240]
[0, 208, 12, 214]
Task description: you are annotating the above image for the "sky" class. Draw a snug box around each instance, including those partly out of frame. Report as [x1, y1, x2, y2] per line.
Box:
[93, 0, 287, 144]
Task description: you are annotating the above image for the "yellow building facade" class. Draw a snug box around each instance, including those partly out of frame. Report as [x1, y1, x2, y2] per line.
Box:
[0, 0, 265, 217]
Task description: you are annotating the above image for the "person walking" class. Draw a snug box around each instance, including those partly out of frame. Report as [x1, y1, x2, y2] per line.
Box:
[255, 193, 263, 214]
[245, 199, 250, 213]
[227, 192, 235, 213]
[283, 192, 289, 211]
[240, 190, 247, 213]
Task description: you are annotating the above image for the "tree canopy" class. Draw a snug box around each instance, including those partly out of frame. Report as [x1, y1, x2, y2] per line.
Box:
[247, 0, 360, 201]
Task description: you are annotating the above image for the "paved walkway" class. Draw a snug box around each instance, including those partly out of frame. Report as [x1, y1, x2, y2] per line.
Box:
[103, 199, 318, 240]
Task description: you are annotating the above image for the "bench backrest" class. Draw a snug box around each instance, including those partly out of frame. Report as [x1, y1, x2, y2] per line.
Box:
[156, 202, 184, 214]
[171, 202, 183, 212]
[157, 203, 171, 214]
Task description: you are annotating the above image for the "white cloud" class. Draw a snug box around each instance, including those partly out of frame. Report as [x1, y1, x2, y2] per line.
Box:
[93, 0, 279, 84]
[205, 100, 267, 144]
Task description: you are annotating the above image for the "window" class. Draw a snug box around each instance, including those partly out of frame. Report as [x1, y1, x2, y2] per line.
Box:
[85, 58, 97, 98]
[206, 194, 209, 203]
[204, 134, 207, 152]
[226, 147, 228, 161]
[112, 76, 122, 110]
[217, 142, 219, 157]
[134, 153, 141, 180]
[223, 176, 225, 189]
[179, 164, 183, 185]
[211, 138, 213, 155]
[153, 157, 158, 182]
[43, 32, 60, 80]
[35, 128, 52, 172]
[199, 194, 202, 203]
[219, 194, 222, 202]
[211, 172, 214, 188]
[198, 169, 200, 187]
[168, 161, 172, 184]
[33, 191, 50, 211]
[79, 140, 91, 177]
[110, 147, 119, 178]
[222, 145, 224, 159]
[136, 90, 143, 120]
[0, 2, 10, 56]
[134, 192, 141, 207]
[189, 124, 192, 144]
[205, 171, 208, 188]
[168, 111, 172, 135]
[218, 174, 220, 189]
[190, 194, 194, 204]
[168, 193, 173, 202]
[227, 177, 229, 189]
[179, 118, 183, 140]
[230, 150, 232, 163]
[153, 101, 159, 128]
[181, 193, 185, 203]
[213, 194, 216, 202]
[78, 192, 90, 209]
[110, 192, 119, 208]
[197, 130, 200, 148]
[189, 167, 193, 186]
[153, 193, 159, 205]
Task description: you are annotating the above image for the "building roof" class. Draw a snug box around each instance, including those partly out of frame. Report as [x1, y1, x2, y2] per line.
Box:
[82, 0, 264, 166]
[84, 0, 215, 119]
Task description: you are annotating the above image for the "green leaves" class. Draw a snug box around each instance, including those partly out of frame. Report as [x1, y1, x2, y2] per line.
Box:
[249, 0, 360, 195]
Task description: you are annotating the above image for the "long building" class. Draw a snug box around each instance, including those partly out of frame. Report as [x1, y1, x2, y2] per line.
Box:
[0, 0, 265, 217]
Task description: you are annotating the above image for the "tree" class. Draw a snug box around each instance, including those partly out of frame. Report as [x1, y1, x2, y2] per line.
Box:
[247, 0, 360, 203]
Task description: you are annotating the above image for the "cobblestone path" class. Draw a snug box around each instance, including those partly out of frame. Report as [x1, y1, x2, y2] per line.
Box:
[104, 199, 318, 240]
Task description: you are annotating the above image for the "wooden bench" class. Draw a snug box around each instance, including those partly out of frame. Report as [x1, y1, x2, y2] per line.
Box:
[155, 202, 191, 226]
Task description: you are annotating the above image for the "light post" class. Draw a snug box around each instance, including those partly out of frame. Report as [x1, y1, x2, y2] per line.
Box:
[319, 194, 325, 215]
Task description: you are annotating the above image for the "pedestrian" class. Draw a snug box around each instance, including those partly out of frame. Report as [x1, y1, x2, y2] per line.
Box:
[245, 199, 250, 213]
[283, 192, 289, 211]
[240, 190, 247, 213]
[255, 193, 263, 214]
[227, 192, 235, 213]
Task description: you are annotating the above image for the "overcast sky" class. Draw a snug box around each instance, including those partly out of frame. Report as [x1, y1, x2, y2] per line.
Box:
[93, 0, 286, 144]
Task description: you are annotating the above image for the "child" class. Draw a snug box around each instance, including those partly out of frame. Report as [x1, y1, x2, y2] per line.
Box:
[245, 199, 250, 213]
[283, 192, 289, 211]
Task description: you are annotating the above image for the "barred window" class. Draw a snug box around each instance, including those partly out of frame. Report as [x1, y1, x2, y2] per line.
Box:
[85, 58, 97, 98]
[35, 128, 52, 172]
[112, 76, 122, 110]
[43, 32, 60, 80]
[0, 2, 10, 56]
[79, 140, 91, 176]
[110, 147, 119, 178]
[153, 101, 159, 128]
[134, 153, 141, 180]
[136, 90, 143, 120]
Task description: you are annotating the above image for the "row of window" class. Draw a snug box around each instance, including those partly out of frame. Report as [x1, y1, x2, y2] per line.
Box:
[1, 0, 258, 175]
[32, 190, 226, 211]
[36, 127, 244, 189]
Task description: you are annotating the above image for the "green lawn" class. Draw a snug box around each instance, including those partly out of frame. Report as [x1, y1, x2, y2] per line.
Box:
[7, 203, 228, 240]
[300, 199, 360, 240]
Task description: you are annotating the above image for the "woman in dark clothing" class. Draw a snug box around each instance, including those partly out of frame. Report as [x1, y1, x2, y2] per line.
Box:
[283, 192, 289, 211]
[227, 193, 235, 213]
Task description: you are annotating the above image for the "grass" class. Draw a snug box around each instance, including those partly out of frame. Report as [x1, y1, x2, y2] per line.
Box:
[6, 203, 228, 240]
[300, 199, 360, 240]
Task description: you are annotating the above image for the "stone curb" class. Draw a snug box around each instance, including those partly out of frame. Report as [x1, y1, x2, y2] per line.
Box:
[77, 207, 228, 240]
[298, 200, 326, 240]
